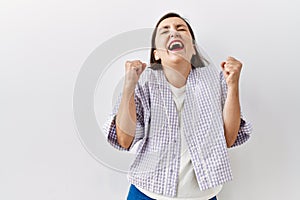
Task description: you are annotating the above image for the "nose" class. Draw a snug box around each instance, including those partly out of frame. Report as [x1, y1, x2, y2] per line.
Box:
[170, 30, 180, 38]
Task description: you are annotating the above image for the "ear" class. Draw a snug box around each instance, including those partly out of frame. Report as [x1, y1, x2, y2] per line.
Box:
[153, 50, 160, 61]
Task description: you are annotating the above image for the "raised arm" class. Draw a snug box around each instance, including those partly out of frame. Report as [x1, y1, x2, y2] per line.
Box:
[221, 56, 242, 148]
[116, 60, 146, 149]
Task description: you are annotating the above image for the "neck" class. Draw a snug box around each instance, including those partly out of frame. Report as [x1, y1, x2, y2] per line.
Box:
[162, 61, 192, 88]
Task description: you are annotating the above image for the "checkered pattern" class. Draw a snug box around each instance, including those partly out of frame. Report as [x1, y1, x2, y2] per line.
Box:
[102, 64, 253, 197]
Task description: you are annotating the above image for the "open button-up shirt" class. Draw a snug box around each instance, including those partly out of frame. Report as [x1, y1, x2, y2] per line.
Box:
[103, 64, 253, 197]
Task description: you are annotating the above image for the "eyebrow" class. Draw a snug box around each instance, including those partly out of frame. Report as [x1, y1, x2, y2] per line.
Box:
[158, 24, 187, 31]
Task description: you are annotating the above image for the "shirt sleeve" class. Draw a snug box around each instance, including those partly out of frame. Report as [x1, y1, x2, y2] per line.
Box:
[102, 84, 146, 151]
[220, 71, 253, 148]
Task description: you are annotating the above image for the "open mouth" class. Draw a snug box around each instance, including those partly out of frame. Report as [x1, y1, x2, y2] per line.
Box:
[168, 40, 184, 51]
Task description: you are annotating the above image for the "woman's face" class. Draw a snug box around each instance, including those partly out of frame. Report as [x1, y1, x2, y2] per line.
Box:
[154, 17, 196, 67]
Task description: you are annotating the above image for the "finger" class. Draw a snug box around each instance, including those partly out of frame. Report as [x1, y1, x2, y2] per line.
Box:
[125, 60, 147, 75]
[221, 61, 226, 69]
[125, 61, 136, 71]
[125, 60, 140, 66]
[131, 66, 138, 71]
[222, 69, 229, 78]
[141, 63, 147, 70]
[225, 65, 239, 75]
[132, 60, 143, 66]
[223, 63, 232, 71]
[130, 62, 140, 71]
[133, 61, 146, 72]
[224, 63, 233, 69]
[227, 57, 243, 67]
[125, 60, 132, 67]
[227, 56, 236, 62]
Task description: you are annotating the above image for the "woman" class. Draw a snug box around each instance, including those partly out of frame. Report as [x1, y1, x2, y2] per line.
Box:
[103, 12, 252, 200]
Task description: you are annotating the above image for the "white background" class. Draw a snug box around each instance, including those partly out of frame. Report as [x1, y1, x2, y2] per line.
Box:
[1, 0, 300, 199]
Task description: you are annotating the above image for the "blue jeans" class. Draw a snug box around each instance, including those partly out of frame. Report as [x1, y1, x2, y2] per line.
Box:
[127, 184, 217, 200]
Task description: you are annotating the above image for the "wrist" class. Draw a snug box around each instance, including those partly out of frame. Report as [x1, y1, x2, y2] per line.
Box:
[227, 83, 239, 94]
[227, 80, 239, 89]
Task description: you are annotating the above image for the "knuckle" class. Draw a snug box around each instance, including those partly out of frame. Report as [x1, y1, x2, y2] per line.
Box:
[125, 61, 132, 67]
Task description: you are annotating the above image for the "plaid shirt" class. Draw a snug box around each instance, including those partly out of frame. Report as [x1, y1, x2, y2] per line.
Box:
[103, 64, 253, 197]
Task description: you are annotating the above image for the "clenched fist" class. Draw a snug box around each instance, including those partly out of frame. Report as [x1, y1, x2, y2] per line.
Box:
[124, 60, 147, 92]
[221, 56, 243, 87]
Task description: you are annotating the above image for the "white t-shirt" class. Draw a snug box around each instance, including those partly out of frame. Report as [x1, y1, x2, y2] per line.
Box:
[137, 83, 222, 200]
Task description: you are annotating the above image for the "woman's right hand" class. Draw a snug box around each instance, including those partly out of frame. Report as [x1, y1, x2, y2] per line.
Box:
[124, 60, 147, 91]
[116, 60, 146, 149]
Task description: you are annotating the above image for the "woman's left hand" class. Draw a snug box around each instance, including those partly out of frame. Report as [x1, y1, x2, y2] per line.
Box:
[221, 56, 243, 87]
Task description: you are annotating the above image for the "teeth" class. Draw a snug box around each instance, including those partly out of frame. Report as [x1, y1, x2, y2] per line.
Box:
[169, 41, 184, 50]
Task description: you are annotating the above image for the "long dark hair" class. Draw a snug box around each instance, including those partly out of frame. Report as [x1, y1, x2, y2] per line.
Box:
[150, 12, 208, 70]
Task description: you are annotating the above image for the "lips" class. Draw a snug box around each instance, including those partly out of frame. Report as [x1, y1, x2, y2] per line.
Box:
[168, 40, 184, 51]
